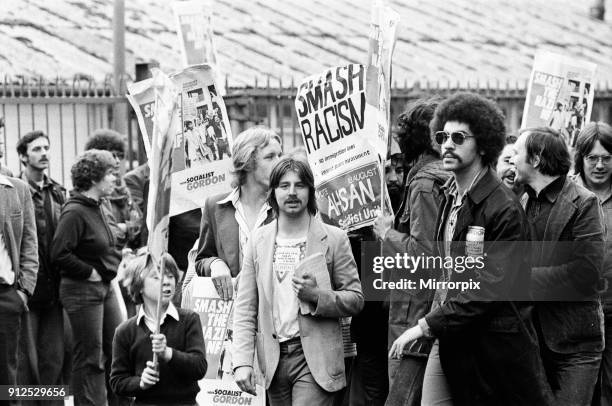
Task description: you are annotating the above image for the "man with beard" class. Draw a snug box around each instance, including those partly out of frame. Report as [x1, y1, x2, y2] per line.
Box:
[233, 157, 363, 405]
[510, 126, 605, 405]
[16, 131, 69, 399]
[385, 139, 404, 213]
[388, 93, 552, 405]
[373, 98, 449, 406]
[496, 135, 524, 196]
[0, 118, 13, 176]
[571, 122, 612, 406]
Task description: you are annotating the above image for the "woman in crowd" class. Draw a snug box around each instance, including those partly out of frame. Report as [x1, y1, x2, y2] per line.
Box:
[51, 149, 124, 406]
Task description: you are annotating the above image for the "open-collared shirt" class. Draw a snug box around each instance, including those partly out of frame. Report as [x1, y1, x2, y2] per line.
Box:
[217, 187, 271, 269]
[137, 301, 180, 333]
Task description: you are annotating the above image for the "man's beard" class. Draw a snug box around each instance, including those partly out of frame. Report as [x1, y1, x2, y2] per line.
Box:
[387, 184, 403, 213]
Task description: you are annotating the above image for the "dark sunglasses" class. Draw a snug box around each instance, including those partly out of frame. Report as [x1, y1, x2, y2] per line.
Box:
[434, 130, 475, 146]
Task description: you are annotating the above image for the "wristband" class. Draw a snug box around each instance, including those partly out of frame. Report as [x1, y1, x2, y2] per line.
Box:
[16, 286, 31, 298]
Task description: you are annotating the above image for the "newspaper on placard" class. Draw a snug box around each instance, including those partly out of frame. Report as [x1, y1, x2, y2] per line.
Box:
[197, 379, 265, 406]
[295, 64, 392, 231]
[522, 50, 597, 145]
[173, 0, 218, 67]
[366, 0, 400, 159]
[127, 78, 155, 158]
[172, 0, 224, 95]
[146, 69, 178, 261]
[167, 64, 233, 216]
[182, 277, 266, 405]
[182, 277, 233, 380]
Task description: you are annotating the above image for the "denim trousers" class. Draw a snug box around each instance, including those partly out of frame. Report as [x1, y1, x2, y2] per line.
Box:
[267, 338, 336, 406]
[60, 278, 123, 406]
[386, 355, 427, 406]
[540, 342, 602, 406]
[17, 303, 72, 406]
[421, 340, 453, 406]
[594, 311, 612, 406]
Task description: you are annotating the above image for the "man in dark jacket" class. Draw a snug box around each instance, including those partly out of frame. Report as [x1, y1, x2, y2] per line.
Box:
[511, 126, 605, 405]
[388, 93, 552, 405]
[373, 98, 449, 406]
[16, 131, 69, 395]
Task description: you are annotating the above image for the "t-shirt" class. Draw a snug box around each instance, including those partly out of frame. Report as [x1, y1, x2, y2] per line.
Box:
[272, 236, 307, 342]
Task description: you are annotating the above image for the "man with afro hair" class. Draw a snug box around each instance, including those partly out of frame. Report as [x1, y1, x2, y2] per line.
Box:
[388, 93, 552, 405]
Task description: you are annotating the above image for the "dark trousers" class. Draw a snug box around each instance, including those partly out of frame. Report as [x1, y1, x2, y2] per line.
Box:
[267, 338, 336, 406]
[540, 342, 601, 406]
[594, 311, 612, 406]
[348, 344, 389, 406]
[17, 303, 72, 406]
[386, 355, 427, 406]
[0, 286, 25, 406]
[60, 279, 123, 406]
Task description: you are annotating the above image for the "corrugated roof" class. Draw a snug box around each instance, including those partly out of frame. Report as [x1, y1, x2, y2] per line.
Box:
[1, 0, 611, 88]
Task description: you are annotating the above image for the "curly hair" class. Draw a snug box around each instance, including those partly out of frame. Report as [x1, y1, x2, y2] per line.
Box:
[231, 126, 281, 187]
[574, 122, 612, 179]
[16, 130, 49, 157]
[397, 97, 441, 162]
[267, 157, 317, 216]
[85, 129, 125, 158]
[520, 127, 571, 177]
[430, 92, 506, 167]
[71, 149, 117, 191]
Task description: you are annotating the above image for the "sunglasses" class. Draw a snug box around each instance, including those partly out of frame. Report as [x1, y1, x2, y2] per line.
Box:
[435, 130, 475, 146]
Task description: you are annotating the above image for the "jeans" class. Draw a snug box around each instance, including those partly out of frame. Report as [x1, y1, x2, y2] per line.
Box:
[17, 303, 70, 406]
[594, 311, 612, 406]
[540, 341, 602, 406]
[421, 340, 453, 406]
[0, 285, 25, 406]
[60, 278, 123, 406]
[386, 355, 427, 406]
[267, 338, 335, 406]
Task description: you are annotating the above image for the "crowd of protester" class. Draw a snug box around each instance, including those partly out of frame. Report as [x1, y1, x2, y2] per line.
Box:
[2, 91, 612, 406]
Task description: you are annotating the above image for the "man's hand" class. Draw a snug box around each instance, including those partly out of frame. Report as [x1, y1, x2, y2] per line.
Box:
[292, 273, 319, 304]
[373, 213, 394, 240]
[211, 259, 233, 300]
[88, 268, 102, 282]
[388, 325, 424, 359]
[139, 361, 159, 390]
[15, 289, 28, 308]
[234, 366, 256, 395]
[151, 333, 173, 362]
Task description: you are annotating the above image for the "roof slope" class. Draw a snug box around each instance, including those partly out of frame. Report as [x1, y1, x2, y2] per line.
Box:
[1, 0, 611, 88]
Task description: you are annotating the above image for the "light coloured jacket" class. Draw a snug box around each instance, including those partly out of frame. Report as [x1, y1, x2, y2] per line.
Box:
[232, 216, 363, 392]
[0, 174, 38, 294]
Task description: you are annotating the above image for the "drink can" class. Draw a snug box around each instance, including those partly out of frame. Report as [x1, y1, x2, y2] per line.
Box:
[466, 226, 485, 256]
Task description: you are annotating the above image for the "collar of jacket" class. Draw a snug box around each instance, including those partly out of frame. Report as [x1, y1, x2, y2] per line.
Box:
[0, 173, 13, 187]
[19, 172, 64, 195]
[442, 166, 500, 206]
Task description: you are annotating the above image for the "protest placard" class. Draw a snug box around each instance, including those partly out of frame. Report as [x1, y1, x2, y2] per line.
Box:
[127, 78, 155, 158]
[168, 64, 233, 216]
[182, 277, 233, 380]
[197, 379, 265, 406]
[173, 0, 218, 67]
[146, 69, 179, 261]
[522, 50, 597, 145]
[295, 64, 391, 231]
[366, 0, 400, 159]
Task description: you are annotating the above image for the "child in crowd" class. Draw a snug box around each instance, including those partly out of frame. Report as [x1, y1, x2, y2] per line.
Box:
[110, 252, 207, 405]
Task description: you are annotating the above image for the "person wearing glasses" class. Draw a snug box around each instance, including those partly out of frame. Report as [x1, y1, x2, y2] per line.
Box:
[511, 126, 605, 405]
[388, 93, 552, 405]
[570, 122, 612, 406]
